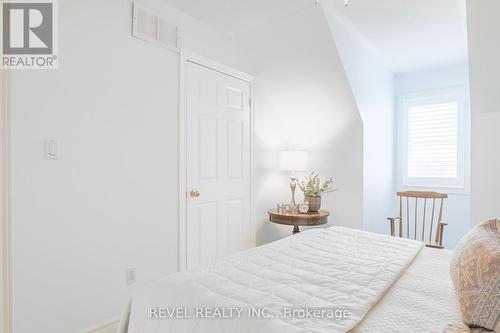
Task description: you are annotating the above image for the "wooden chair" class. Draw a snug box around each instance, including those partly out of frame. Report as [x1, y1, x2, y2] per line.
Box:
[387, 191, 448, 249]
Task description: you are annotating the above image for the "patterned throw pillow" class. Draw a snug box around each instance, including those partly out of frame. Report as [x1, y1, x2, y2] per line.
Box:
[443, 322, 492, 333]
[449, 219, 500, 332]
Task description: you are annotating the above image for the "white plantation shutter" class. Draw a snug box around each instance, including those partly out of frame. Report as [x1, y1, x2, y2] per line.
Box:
[399, 87, 469, 190]
[407, 102, 458, 178]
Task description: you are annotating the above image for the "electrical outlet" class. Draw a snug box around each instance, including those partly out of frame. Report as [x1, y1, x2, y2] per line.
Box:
[126, 267, 136, 285]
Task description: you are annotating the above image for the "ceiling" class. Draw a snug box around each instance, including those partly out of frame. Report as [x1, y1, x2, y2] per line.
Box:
[164, 0, 468, 74]
[163, 0, 314, 34]
[327, 0, 468, 73]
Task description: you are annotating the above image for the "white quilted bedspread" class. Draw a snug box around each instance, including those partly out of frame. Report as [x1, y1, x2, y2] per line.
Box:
[352, 247, 462, 333]
[119, 227, 423, 333]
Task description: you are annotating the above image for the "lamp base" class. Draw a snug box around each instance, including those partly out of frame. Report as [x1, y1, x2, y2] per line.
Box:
[289, 176, 297, 208]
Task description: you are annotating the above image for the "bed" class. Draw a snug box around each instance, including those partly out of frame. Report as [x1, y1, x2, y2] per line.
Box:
[353, 246, 461, 332]
[118, 227, 463, 333]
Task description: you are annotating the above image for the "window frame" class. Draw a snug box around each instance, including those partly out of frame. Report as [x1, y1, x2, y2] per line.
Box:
[397, 86, 470, 194]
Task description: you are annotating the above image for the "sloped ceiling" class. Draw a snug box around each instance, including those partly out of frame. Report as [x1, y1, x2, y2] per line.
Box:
[164, 0, 468, 74]
[327, 0, 468, 73]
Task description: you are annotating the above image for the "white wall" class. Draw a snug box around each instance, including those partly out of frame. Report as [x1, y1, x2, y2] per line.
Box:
[395, 64, 470, 95]
[9, 0, 240, 332]
[471, 112, 500, 224]
[322, 6, 396, 235]
[395, 64, 471, 249]
[1, 65, 11, 333]
[236, 5, 364, 244]
[466, 0, 500, 115]
[466, 0, 500, 224]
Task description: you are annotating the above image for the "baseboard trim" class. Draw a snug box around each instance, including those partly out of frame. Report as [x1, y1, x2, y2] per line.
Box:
[81, 318, 119, 333]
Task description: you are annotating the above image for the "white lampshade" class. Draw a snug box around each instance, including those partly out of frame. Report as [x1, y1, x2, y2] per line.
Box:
[279, 150, 308, 172]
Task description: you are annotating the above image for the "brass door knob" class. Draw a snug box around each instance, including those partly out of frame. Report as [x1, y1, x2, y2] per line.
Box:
[190, 190, 200, 198]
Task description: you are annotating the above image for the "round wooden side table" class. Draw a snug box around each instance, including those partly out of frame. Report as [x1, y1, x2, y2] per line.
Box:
[267, 209, 329, 234]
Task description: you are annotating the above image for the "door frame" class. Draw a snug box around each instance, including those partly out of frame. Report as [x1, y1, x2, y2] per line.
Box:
[1, 66, 12, 333]
[178, 50, 255, 271]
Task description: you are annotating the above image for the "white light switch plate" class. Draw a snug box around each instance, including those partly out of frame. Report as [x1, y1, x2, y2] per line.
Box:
[45, 140, 58, 160]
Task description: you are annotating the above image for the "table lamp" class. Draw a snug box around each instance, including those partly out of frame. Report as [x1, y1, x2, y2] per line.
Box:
[279, 150, 308, 207]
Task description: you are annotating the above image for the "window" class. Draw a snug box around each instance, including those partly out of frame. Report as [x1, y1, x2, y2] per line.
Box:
[398, 87, 469, 191]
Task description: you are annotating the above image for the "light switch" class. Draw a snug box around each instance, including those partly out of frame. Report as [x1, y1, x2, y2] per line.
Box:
[45, 140, 58, 160]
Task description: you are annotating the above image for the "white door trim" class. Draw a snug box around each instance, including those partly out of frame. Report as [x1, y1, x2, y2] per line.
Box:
[178, 50, 255, 271]
[1, 66, 12, 333]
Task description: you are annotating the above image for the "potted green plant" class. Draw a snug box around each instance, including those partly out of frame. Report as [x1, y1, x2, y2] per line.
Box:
[298, 172, 334, 212]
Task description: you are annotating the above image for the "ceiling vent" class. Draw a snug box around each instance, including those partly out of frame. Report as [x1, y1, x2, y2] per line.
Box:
[132, 2, 178, 50]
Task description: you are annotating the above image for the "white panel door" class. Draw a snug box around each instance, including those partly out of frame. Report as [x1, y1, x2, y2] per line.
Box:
[186, 61, 251, 268]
